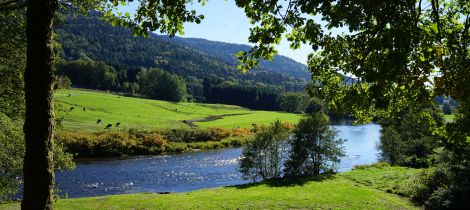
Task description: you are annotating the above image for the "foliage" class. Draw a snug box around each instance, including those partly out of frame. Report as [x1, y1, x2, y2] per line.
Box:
[239, 121, 290, 181]
[0, 113, 75, 202]
[411, 164, 470, 209]
[235, 0, 467, 122]
[136, 68, 187, 102]
[235, 0, 470, 205]
[284, 113, 345, 177]
[55, 75, 72, 90]
[202, 76, 284, 110]
[57, 127, 253, 157]
[378, 108, 444, 168]
[56, 59, 118, 90]
[0, 4, 26, 119]
[278, 92, 310, 113]
[0, 113, 24, 202]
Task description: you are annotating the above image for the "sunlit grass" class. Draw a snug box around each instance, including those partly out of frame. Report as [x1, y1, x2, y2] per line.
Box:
[55, 89, 300, 131]
[0, 165, 420, 209]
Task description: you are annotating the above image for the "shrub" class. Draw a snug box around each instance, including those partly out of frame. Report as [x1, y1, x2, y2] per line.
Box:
[411, 164, 470, 209]
[142, 133, 166, 147]
[239, 120, 290, 181]
[378, 108, 443, 168]
[230, 128, 252, 137]
[166, 142, 189, 153]
[284, 112, 345, 177]
[57, 127, 257, 157]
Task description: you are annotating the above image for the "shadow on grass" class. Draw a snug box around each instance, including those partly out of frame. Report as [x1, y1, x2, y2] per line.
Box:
[226, 174, 335, 189]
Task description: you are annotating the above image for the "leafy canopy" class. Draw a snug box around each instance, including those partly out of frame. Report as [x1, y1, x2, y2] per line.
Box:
[235, 0, 470, 123]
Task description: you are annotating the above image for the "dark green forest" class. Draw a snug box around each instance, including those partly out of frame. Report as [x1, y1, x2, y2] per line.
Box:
[54, 12, 310, 110]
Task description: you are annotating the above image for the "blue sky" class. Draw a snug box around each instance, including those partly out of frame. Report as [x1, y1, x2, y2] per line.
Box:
[120, 0, 315, 65]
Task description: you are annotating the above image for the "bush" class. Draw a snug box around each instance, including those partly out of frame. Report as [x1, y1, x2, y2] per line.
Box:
[142, 133, 166, 147]
[55, 75, 72, 89]
[239, 120, 290, 181]
[57, 127, 255, 157]
[378, 108, 442, 168]
[411, 164, 470, 209]
[284, 112, 345, 177]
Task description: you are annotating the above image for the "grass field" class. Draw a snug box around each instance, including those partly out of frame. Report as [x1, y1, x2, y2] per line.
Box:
[55, 89, 301, 131]
[0, 165, 421, 210]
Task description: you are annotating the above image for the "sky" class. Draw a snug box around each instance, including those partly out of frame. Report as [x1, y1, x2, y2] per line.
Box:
[120, 0, 315, 65]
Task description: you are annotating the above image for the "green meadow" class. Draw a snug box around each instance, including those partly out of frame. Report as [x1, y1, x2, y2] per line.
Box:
[55, 89, 301, 131]
[0, 165, 421, 209]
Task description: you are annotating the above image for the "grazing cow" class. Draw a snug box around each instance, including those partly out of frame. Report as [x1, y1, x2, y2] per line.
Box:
[96, 119, 102, 124]
[116, 122, 121, 127]
[83, 107, 86, 111]
[105, 124, 112, 129]
[175, 108, 178, 112]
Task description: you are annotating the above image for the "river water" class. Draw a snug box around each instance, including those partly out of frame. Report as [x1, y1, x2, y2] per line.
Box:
[55, 124, 381, 198]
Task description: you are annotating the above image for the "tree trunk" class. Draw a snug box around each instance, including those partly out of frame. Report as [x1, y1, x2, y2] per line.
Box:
[21, 0, 57, 209]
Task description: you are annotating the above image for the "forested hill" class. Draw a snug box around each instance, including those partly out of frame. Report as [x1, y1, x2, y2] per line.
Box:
[55, 12, 309, 92]
[159, 36, 310, 80]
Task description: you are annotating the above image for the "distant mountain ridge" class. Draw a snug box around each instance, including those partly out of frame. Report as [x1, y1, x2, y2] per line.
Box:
[159, 36, 311, 80]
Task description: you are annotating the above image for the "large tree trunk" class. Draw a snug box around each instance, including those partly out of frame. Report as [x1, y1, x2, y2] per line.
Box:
[21, 0, 58, 209]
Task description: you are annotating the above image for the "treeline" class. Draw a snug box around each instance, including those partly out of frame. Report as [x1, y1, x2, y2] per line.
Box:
[56, 58, 316, 112]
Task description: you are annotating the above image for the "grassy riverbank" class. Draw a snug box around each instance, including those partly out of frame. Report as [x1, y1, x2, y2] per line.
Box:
[0, 164, 422, 209]
[56, 127, 256, 157]
[55, 89, 301, 131]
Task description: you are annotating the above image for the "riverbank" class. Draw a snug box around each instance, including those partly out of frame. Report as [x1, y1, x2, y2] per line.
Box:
[1, 164, 423, 209]
[57, 127, 257, 158]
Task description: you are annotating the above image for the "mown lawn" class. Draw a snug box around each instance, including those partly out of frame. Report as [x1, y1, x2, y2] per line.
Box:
[1, 165, 421, 210]
[55, 89, 301, 131]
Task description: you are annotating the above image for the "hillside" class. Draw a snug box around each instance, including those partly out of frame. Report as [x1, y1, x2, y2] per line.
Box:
[161, 36, 311, 80]
[0, 165, 420, 209]
[56, 89, 301, 131]
[55, 12, 308, 92]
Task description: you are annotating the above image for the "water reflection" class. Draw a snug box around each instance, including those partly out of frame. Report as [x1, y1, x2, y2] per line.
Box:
[55, 124, 381, 198]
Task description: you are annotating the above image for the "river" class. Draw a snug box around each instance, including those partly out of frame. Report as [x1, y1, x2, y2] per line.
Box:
[55, 123, 381, 198]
